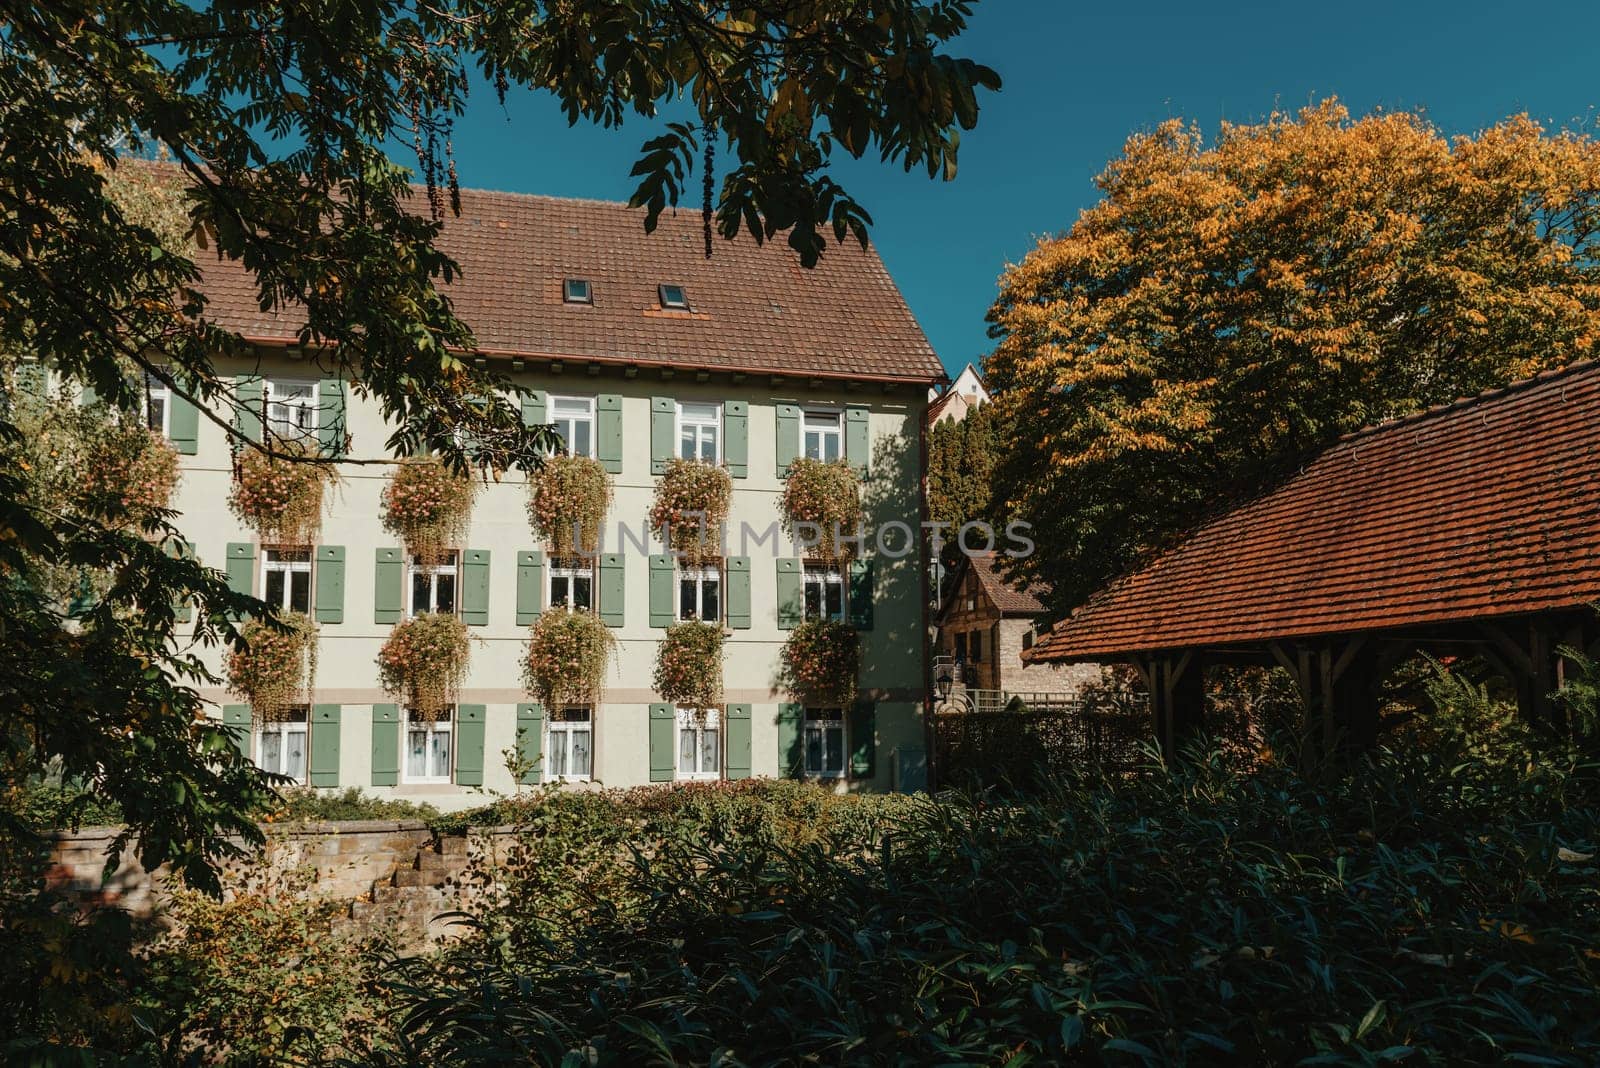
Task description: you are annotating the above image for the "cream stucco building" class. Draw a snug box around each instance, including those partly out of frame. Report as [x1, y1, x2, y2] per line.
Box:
[159, 187, 941, 807]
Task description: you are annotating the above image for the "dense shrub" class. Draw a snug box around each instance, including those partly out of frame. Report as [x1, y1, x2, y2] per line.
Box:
[362, 739, 1600, 1066]
[267, 788, 441, 824]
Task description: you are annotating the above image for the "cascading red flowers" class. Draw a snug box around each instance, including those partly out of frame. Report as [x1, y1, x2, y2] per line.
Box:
[649, 458, 731, 565]
[381, 459, 477, 561]
[76, 422, 180, 522]
[377, 612, 471, 717]
[226, 612, 319, 720]
[653, 619, 724, 710]
[780, 619, 860, 707]
[522, 608, 615, 709]
[527, 453, 612, 555]
[780, 457, 862, 562]
[228, 442, 336, 544]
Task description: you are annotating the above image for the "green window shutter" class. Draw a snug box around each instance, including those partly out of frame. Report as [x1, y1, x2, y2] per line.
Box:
[845, 405, 870, 474]
[225, 542, 255, 599]
[374, 548, 403, 624]
[169, 389, 200, 455]
[777, 702, 804, 779]
[455, 704, 487, 786]
[310, 704, 341, 787]
[516, 550, 545, 626]
[371, 704, 400, 786]
[222, 704, 252, 760]
[849, 700, 877, 779]
[234, 374, 263, 443]
[172, 540, 195, 624]
[461, 549, 491, 626]
[775, 402, 800, 477]
[14, 360, 47, 399]
[725, 557, 751, 630]
[849, 558, 874, 631]
[649, 703, 675, 782]
[318, 378, 347, 459]
[600, 553, 626, 628]
[648, 553, 674, 628]
[516, 703, 545, 785]
[725, 703, 752, 780]
[724, 401, 748, 478]
[650, 396, 675, 474]
[596, 394, 623, 474]
[314, 545, 345, 624]
[520, 389, 547, 429]
[776, 558, 802, 631]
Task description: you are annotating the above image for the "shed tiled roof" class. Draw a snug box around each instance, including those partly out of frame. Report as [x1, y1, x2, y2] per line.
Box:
[1026, 360, 1600, 662]
[194, 182, 942, 383]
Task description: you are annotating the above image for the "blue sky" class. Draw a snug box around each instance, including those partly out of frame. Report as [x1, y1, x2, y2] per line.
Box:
[441, 1, 1600, 377]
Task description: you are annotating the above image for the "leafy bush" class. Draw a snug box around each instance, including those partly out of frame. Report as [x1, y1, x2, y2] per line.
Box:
[377, 612, 470, 715]
[361, 740, 1600, 1066]
[522, 608, 614, 709]
[780, 618, 859, 706]
[526, 453, 611, 555]
[653, 619, 723, 709]
[379, 459, 476, 561]
[780, 456, 861, 561]
[648, 458, 730, 565]
[266, 788, 440, 824]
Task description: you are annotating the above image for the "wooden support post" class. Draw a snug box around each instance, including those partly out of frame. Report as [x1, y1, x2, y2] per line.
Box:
[1137, 652, 1203, 761]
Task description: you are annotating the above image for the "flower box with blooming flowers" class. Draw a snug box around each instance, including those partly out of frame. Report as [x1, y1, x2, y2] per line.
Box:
[228, 442, 336, 544]
[76, 422, 180, 523]
[377, 612, 471, 717]
[527, 454, 612, 555]
[780, 457, 863, 562]
[226, 612, 319, 720]
[522, 608, 616, 710]
[381, 459, 477, 562]
[653, 620, 724, 711]
[648, 458, 731, 566]
[780, 619, 860, 708]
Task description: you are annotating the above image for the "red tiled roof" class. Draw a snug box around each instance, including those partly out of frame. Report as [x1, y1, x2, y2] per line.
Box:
[940, 552, 1050, 622]
[1026, 360, 1600, 662]
[194, 182, 942, 383]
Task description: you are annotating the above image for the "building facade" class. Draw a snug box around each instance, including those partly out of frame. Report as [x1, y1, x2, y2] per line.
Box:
[927, 363, 989, 425]
[156, 188, 942, 807]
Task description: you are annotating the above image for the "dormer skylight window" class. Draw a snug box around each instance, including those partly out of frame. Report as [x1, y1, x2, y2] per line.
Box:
[658, 284, 689, 310]
[564, 278, 592, 304]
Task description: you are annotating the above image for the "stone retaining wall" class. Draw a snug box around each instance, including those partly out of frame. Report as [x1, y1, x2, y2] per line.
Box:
[46, 821, 515, 948]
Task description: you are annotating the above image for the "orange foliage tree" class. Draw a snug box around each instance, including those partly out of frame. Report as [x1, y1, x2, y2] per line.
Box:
[986, 99, 1600, 609]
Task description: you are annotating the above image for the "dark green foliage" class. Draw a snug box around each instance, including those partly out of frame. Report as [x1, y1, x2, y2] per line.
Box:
[926, 401, 1003, 565]
[268, 788, 441, 824]
[357, 745, 1600, 1065]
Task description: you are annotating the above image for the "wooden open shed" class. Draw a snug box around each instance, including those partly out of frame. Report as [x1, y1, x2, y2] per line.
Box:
[1023, 360, 1600, 760]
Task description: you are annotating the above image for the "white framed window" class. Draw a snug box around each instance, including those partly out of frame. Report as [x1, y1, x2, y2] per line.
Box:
[550, 395, 595, 458]
[257, 706, 309, 784]
[265, 378, 317, 439]
[546, 706, 593, 781]
[404, 707, 453, 783]
[802, 565, 846, 623]
[802, 409, 843, 463]
[677, 400, 721, 462]
[803, 707, 846, 778]
[144, 374, 171, 437]
[261, 547, 313, 614]
[548, 558, 594, 612]
[409, 552, 458, 616]
[676, 706, 721, 780]
[677, 564, 721, 623]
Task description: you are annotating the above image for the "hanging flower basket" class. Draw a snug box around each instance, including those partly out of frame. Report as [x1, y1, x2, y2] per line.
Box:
[649, 458, 731, 566]
[225, 612, 319, 721]
[377, 612, 471, 717]
[228, 442, 337, 544]
[526, 453, 612, 555]
[780, 457, 862, 562]
[522, 608, 616, 709]
[780, 619, 860, 707]
[653, 619, 725, 711]
[380, 459, 477, 562]
[76, 421, 180, 523]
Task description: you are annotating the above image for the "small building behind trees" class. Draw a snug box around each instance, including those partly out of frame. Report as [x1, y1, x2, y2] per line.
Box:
[1024, 360, 1600, 759]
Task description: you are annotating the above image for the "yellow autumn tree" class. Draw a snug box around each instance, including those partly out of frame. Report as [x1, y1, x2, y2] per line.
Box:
[986, 99, 1600, 609]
